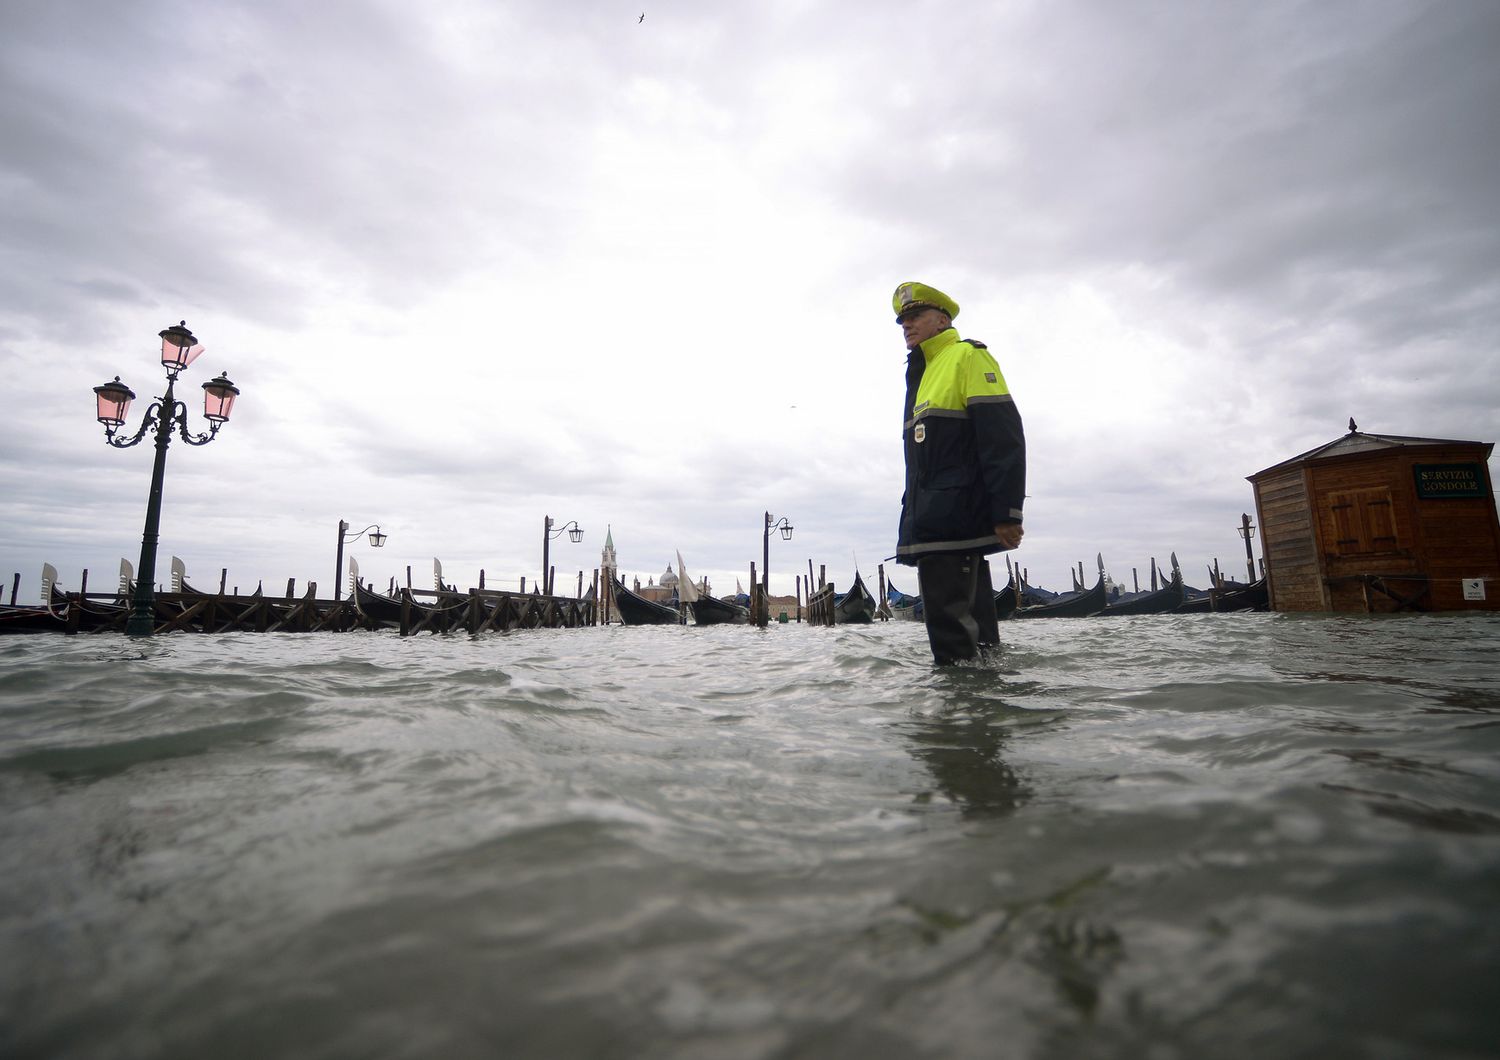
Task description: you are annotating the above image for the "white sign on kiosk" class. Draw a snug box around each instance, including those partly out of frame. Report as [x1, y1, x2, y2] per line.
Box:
[1462, 578, 1485, 601]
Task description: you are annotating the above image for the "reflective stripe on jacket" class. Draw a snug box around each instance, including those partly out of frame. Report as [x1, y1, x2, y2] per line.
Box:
[897, 328, 1026, 564]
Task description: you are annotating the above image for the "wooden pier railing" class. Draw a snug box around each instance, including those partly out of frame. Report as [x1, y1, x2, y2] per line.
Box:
[806, 583, 836, 626]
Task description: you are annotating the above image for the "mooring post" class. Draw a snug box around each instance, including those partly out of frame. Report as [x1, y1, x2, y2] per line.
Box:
[1240, 512, 1257, 583]
[406, 565, 412, 590]
[819, 564, 826, 590]
[479, 569, 486, 590]
[795, 574, 802, 623]
[219, 568, 227, 594]
[285, 578, 295, 601]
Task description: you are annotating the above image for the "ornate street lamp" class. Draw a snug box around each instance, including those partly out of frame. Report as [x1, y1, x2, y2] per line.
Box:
[761, 511, 794, 627]
[542, 515, 584, 595]
[335, 520, 387, 600]
[93, 321, 240, 636]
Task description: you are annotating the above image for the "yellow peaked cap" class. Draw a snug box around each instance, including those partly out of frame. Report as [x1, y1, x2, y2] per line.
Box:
[892, 282, 959, 322]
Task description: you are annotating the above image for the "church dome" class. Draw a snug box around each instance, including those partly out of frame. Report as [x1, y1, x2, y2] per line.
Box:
[660, 565, 679, 588]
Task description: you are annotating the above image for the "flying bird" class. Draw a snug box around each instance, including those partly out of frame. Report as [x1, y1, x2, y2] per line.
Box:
[639, 12, 645, 22]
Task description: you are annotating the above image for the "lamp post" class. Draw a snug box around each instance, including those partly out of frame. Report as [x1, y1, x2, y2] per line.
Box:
[93, 321, 240, 636]
[761, 511, 793, 626]
[335, 520, 387, 600]
[541, 515, 584, 595]
[1237, 512, 1256, 583]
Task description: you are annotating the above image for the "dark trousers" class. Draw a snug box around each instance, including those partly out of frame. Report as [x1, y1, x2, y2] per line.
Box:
[917, 553, 1000, 664]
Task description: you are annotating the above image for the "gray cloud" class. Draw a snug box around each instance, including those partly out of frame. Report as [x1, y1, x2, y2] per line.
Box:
[3, 0, 1496, 604]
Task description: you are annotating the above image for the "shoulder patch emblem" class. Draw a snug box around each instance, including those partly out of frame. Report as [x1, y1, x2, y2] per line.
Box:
[985, 372, 996, 383]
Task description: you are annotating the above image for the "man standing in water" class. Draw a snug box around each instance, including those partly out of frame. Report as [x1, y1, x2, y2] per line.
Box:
[894, 282, 1026, 664]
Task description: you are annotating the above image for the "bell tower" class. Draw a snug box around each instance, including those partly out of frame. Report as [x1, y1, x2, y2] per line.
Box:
[601, 525, 617, 583]
[600, 525, 618, 621]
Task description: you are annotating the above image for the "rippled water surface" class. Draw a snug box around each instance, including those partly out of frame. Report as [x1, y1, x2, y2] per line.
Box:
[3, 614, 1499, 1059]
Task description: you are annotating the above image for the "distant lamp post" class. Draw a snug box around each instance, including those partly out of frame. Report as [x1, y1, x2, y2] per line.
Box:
[1237, 512, 1257, 583]
[335, 520, 387, 600]
[761, 511, 794, 627]
[542, 516, 584, 595]
[93, 321, 240, 637]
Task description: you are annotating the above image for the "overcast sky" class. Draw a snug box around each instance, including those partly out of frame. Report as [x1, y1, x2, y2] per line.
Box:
[3, 0, 1498, 606]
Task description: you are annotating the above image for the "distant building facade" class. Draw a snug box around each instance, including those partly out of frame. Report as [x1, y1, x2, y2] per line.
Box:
[638, 565, 679, 604]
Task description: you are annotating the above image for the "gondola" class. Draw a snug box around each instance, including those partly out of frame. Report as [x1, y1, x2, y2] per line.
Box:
[1098, 574, 1185, 616]
[0, 604, 65, 634]
[1013, 575, 1107, 619]
[1211, 577, 1269, 612]
[73, 597, 129, 632]
[0, 590, 128, 634]
[1175, 577, 1269, 613]
[1217, 577, 1269, 611]
[888, 570, 1018, 623]
[993, 573, 1021, 620]
[353, 580, 420, 628]
[888, 582, 922, 621]
[612, 578, 682, 625]
[690, 593, 751, 625]
[833, 571, 877, 624]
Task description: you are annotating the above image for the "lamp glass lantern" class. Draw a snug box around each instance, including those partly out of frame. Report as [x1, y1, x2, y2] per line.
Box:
[159, 321, 204, 372]
[779, 524, 794, 541]
[93, 377, 137, 427]
[369, 529, 388, 548]
[201, 374, 240, 423]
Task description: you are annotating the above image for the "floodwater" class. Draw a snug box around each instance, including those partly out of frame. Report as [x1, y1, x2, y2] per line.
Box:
[2, 613, 1498, 1059]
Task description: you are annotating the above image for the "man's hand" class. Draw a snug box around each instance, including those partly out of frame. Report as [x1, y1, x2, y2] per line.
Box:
[994, 523, 1024, 550]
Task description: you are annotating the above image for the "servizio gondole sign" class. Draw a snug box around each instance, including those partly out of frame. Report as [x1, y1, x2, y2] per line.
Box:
[1412, 463, 1491, 500]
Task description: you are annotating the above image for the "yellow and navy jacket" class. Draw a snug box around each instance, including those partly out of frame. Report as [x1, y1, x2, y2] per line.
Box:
[897, 328, 1026, 564]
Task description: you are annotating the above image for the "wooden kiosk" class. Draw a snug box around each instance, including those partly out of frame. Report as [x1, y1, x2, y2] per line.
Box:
[1248, 423, 1500, 613]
